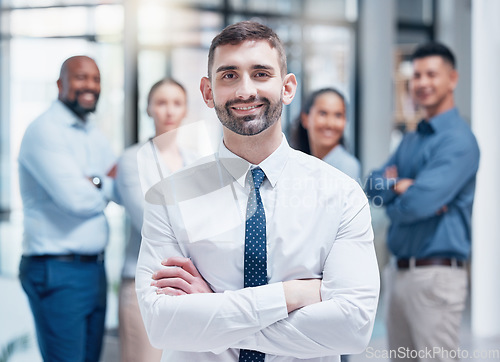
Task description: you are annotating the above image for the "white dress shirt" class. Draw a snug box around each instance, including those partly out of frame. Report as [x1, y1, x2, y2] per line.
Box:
[117, 139, 197, 278]
[136, 135, 380, 361]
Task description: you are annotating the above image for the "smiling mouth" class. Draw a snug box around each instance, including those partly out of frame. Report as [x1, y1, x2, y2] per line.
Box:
[76, 90, 99, 105]
[232, 104, 262, 111]
[80, 93, 96, 101]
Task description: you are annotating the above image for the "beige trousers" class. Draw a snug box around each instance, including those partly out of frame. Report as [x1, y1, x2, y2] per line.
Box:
[119, 279, 163, 362]
[384, 264, 468, 362]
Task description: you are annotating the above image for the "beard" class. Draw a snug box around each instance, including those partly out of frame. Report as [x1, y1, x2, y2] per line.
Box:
[62, 90, 100, 117]
[214, 94, 283, 136]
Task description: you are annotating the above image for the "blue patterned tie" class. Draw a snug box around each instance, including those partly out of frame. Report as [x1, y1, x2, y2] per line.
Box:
[239, 168, 267, 362]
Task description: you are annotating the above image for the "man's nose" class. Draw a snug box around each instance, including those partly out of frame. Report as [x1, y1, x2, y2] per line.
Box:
[85, 78, 100, 91]
[235, 74, 257, 99]
[415, 76, 429, 87]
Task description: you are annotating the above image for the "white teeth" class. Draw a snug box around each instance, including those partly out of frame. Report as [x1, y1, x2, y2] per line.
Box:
[81, 93, 95, 101]
[234, 105, 259, 110]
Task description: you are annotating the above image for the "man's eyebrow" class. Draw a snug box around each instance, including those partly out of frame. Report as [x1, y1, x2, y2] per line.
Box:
[252, 64, 274, 71]
[215, 64, 276, 73]
[215, 65, 238, 73]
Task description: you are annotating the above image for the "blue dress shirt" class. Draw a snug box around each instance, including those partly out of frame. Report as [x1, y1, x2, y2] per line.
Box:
[18, 100, 120, 255]
[366, 108, 480, 260]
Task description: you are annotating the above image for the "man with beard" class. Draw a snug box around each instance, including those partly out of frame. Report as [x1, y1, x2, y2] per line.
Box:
[18, 55, 119, 361]
[135, 21, 379, 362]
[366, 43, 480, 361]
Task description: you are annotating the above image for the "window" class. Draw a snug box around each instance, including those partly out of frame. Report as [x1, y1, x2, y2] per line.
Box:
[0, 2, 125, 275]
[0, 1, 359, 329]
[133, 0, 358, 150]
[393, 0, 435, 140]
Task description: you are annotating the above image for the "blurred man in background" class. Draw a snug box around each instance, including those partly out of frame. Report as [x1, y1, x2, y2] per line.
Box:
[18, 55, 119, 361]
[366, 43, 480, 361]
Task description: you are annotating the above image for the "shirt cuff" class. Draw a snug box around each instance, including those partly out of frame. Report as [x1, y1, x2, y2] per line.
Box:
[101, 175, 115, 201]
[252, 282, 289, 325]
[211, 282, 288, 354]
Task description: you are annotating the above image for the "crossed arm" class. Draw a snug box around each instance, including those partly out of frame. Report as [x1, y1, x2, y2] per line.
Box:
[378, 135, 479, 223]
[383, 166, 447, 214]
[152, 257, 321, 314]
[19, 122, 119, 215]
[136, 188, 379, 358]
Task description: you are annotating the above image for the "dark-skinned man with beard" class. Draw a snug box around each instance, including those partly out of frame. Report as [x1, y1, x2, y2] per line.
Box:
[18, 55, 120, 361]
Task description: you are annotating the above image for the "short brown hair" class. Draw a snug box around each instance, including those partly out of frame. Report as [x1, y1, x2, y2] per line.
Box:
[207, 21, 287, 79]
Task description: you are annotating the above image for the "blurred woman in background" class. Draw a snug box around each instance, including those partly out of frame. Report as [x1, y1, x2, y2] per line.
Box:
[292, 87, 361, 182]
[116, 78, 194, 362]
[292, 87, 359, 362]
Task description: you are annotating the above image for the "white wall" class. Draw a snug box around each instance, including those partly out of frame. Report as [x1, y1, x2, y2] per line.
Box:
[435, 0, 472, 123]
[358, 0, 396, 271]
[359, 0, 395, 177]
[471, 0, 500, 339]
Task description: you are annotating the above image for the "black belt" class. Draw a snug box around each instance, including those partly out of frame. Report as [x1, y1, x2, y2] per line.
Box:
[397, 258, 465, 269]
[25, 252, 104, 263]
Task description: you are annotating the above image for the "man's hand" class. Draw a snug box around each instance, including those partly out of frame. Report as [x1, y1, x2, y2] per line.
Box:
[384, 165, 414, 195]
[107, 164, 117, 178]
[152, 257, 213, 296]
[393, 178, 414, 195]
[282, 279, 322, 313]
[436, 205, 448, 215]
[384, 165, 399, 179]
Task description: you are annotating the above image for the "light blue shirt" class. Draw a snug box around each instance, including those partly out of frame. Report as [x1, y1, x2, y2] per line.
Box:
[18, 100, 119, 255]
[322, 144, 361, 183]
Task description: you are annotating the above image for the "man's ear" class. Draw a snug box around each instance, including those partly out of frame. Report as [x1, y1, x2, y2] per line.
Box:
[282, 73, 297, 106]
[449, 68, 459, 91]
[56, 78, 63, 95]
[200, 77, 215, 108]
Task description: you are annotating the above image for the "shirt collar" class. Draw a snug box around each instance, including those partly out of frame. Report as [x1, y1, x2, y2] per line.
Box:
[218, 134, 290, 189]
[422, 107, 460, 134]
[417, 120, 434, 135]
[54, 100, 95, 130]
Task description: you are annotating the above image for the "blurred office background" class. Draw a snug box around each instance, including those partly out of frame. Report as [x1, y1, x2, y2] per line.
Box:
[1, 0, 499, 360]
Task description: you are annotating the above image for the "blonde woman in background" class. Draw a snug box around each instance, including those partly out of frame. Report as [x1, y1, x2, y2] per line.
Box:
[116, 78, 194, 362]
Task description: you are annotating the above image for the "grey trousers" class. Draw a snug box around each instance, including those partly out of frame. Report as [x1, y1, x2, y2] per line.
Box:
[384, 264, 468, 362]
